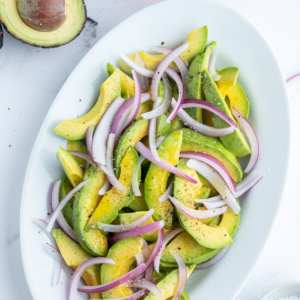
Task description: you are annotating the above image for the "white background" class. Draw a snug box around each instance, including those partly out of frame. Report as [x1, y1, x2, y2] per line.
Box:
[1, 0, 300, 299]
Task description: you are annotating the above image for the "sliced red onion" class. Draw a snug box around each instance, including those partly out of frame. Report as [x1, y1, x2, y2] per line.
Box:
[232, 108, 259, 173]
[201, 199, 227, 210]
[98, 179, 110, 195]
[286, 73, 300, 83]
[110, 220, 165, 243]
[86, 124, 94, 157]
[128, 279, 162, 298]
[91, 289, 147, 300]
[92, 97, 125, 165]
[51, 180, 78, 243]
[84, 161, 90, 173]
[78, 263, 146, 294]
[235, 168, 263, 197]
[132, 155, 145, 197]
[97, 208, 154, 232]
[194, 195, 222, 203]
[47, 179, 89, 232]
[169, 196, 227, 220]
[135, 54, 150, 92]
[141, 239, 153, 281]
[135, 253, 146, 267]
[195, 245, 231, 270]
[154, 227, 184, 273]
[170, 248, 187, 300]
[208, 49, 221, 82]
[120, 53, 154, 78]
[155, 135, 165, 148]
[181, 99, 238, 129]
[152, 46, 188, 85]
[151, 43, 189, 102]
[141, 75, 172, 120]
[53, 256, 62, 286]
[171, 99, 235, 137]
[149, 97, 163, 162]
[165, 68, 184, 123]
[68, 151, 96, 166]
[106, 133, 125, 192]
[159, 178, 174, 203]
[68, 257, 116, 300]
[186, 159, 240, 215]
[123, 70, 142, 130]
[135, 142, 197, 184]
[34, 219, 58, 249]
[180, 152, 236, 194]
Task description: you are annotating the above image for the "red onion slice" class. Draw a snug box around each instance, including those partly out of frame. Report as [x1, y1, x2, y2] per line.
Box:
[194, 195, 222, 203]
[128, 279, 162, 298]
[92, 97, 125, 165]
[152, 46, 188, 85]
[165, 68, 184, 123]
[171, 99, 235, 137]
[135, 54, 150, 92]
[135, 253, 146, 267]
[47, 179, 89, 232]
[135, 142, 197, 184]
[106, 133, 125, 192]
[78, 263, 146, 294]
[120, 53, 154, 78]
[142, 75, 172, 120]
[123, 70, 142, 130]
[155, 135, 165, 148]
[180, 152, 236, 194]
[110, 220, 165, 243]
[186, 159, 240, 215]
[159, 178, 174, 203]
[154, 227, 184, 273]
[151, 43, 189, 102]
[97, 208, 154, 232]
[208, 49, 221, 82]
[68, 151, 96, 166]
[98, 179, 110, 195]
[132, 155, 146, 197]
[68, 257, 116, 300]
[149, 97, 163, 162]
[201, 199, 227, 210]
[232, 108, 259, 173]
[141, 239, 153, 281]
[51, 180, 78, 242]
[34, 219, 58, 250]
[235, 169, 263, 197]
[91, 289, 148, 300]
[169, 196, 227, 220]
[170, 248, 187, 300]
[86, 124, 94, 157]
[286, 73, 300, 83]
[195, 245, 231, 270]
[181, 99, 238, 129]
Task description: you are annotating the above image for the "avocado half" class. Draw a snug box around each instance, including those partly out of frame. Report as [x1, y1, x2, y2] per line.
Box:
[0, 0, 86, 47]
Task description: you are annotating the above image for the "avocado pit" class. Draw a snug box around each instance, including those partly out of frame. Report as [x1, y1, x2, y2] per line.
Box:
[17, 0, 66, 32]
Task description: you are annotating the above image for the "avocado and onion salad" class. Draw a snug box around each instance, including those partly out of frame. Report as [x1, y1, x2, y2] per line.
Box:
[36, 26, 263, 300]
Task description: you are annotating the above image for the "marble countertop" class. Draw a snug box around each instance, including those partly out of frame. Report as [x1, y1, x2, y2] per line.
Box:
[1, 0, 300, 299]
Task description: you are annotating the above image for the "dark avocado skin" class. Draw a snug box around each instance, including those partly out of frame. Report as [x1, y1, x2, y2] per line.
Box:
[0, 1, 86, 48]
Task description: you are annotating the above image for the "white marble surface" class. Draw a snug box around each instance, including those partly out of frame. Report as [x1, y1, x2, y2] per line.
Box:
[0, 0, 299, 299]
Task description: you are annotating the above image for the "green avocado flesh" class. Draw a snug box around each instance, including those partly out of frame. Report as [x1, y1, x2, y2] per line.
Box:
[101, 237, 142, 299]
[0, 0, 86, 47]
[181, 128, 243, 183]
[144, 130, 183, 228]
[67, 140, 88, 168]
[73, 165, 108, 256]
[202, 69, 251, 157]
[216, 67, 239, 98]
[127, 183, 148, 211]
[144, 265, 195, 300]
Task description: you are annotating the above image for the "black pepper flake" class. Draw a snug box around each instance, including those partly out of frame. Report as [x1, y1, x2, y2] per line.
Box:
[161, 41, 164, 45]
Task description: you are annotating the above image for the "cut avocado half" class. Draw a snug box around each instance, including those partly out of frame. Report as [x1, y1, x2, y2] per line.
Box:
[0, 0, 86, 47]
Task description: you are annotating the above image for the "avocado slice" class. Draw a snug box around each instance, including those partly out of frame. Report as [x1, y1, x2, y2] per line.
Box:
[127, 183, 149, 211]
[161, 204, 240, 267]
[170, 115, 184, 132]
[59, 176, 74, 228]
[53, 71, 121, 140]
[67, 140, 88, 168]
[119, 26, 208, 74]
[144, 265, 195, 300]
[86, 147, 139, 229]
[0, 0, 86, 48]
[174, 159, 232, 249]
[216, 67, 239, 98]
[52, 228, 101, 300]
[73, 165, 108, 256]
[181, 128, 243, 183]
[144, 130, 183, 228]
[56, 146, 83, 187]
[101, 237, 143, 299]
[114, 117, 149, 177]
[202, 69, 251, 157]
[107, 63, 135, 99]
[136, 102, 153, 119]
